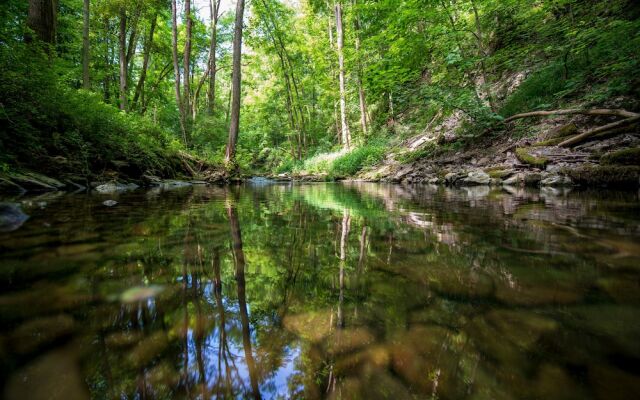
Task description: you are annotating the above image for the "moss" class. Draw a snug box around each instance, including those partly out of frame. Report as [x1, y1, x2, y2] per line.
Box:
[485, 168, 511, 179]
[516, 147, 548, 167]
[563, 165, 640, 187]
[600, 147, 640, 166]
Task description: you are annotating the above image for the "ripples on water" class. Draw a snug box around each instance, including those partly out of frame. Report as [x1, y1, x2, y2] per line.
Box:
[1, 183, 639, 399]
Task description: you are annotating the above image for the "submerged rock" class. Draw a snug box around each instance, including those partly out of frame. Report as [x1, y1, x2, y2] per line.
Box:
[10, 315, 75, 354]
[127, 331, 169, 368]
[283, 310, 333, 342]
[4, 348, 88, 400]
[0, 203, 29, 232]
[102, 200, 118, 207]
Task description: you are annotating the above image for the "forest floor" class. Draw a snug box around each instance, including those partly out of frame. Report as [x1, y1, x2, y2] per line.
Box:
[355, 115, 640, 188]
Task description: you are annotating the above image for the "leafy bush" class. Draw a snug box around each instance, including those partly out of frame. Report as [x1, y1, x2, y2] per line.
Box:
[0, 44, 184, 178]
[330, 142, 386, 178]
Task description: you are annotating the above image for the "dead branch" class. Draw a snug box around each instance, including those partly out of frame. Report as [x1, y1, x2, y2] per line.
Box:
[559, 115, 640, 147]
[504, 108, 639, 123]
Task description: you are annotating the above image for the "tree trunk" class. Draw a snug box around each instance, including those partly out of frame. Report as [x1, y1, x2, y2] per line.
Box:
[27, 0, 57, 48]
[471, 0, 496, 112]
[335, 2, 351, 149]
[183, 0, 193, 129]
[103, 16, 111, 102]
[227, 202, 262, 400]
[171, 0, 187, 145]
[118, 6, 127, 111]
[225, 0, 246, 164]
[208, 0, 220, 114]
[82, 0, 90, 89]
[353, 0, 368, 136]
[125, 4, 142, 69]
[132, 13, 156, 109]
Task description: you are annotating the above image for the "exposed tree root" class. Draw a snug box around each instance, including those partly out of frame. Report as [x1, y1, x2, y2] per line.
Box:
[559, 115, 640, 147]
[504, 108, 638, 123]
[503, 108, 640, 148]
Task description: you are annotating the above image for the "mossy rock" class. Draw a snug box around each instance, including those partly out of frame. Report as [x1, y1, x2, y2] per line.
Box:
[516, 147, 548, 167]
[485, 168, 512, 179]
[600, 147, 640, 166]
[563, 165, 640, 187]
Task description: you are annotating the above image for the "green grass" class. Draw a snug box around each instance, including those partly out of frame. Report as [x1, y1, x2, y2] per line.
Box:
[330, 143, 386, 178]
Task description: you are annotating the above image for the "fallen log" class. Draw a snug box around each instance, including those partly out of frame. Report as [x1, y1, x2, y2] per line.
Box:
[504, 108, 639, 123]
[559, 115, 640, 147]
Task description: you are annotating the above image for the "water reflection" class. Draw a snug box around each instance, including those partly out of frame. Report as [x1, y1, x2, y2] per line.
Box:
[1, 183, 640, 399]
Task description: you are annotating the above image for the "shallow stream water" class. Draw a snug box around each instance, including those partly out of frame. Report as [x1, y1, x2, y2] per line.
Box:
[1, 182, 639, 399]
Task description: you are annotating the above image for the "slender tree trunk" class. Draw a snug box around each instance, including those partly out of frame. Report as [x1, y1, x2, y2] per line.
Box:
[335, 2, 351, 149]
[82, 0, 90, 89]
[103, 17, 111, 102]
[171, 0, 187, 144]
[125, 4, 141, 69]
[471, 0, 496, 112]
[208, 0, 220, 114]
[132, 13, 156, 109]
[353, 0, 368, 136]
[27, 0, 57, 48]
[225, 0, 246, 164]
[132, 13, 158, 106]
[183, 0, 193, 130]
[118, 7, 127, 111]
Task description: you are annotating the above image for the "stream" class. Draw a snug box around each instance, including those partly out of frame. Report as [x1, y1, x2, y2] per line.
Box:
[1, 182, 639, 399]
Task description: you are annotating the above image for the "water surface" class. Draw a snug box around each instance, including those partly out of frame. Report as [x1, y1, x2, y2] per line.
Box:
[1, 183, 640, 399]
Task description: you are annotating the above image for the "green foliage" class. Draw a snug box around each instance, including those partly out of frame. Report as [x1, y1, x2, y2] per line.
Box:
[0, 43, 183, 178]
[330, 142, 386, 178]
[501, 15, 640, 117]
[600, 148, 640, 166]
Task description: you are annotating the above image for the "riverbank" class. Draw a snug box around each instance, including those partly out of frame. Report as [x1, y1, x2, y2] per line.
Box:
[269, 105, 640, 189]
[0, 152, 229, 194]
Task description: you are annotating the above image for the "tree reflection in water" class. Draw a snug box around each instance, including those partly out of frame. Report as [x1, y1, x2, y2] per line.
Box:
[0, 183, 639, 399]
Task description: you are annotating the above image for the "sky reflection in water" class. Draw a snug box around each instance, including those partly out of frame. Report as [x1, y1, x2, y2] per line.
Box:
[1, 182, 639, 399]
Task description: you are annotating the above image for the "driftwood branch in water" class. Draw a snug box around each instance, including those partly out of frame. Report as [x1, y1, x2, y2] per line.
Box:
[504, 108, 639, 123]
[558, 115, 640, 147]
